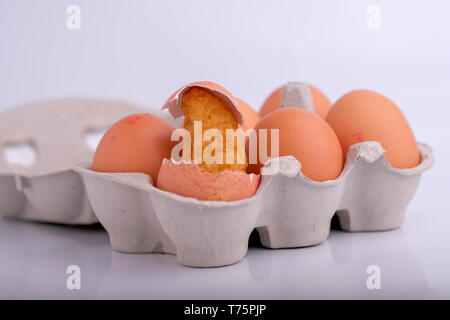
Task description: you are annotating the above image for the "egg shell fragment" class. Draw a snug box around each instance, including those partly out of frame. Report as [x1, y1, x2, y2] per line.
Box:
[157, 159, 260, 202]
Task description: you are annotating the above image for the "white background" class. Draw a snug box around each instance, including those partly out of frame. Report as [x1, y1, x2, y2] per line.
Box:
[0, 0, 449, 298]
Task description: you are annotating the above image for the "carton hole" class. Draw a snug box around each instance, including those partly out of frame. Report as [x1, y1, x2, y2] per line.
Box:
[3, 142, 37, 168]
[84, 129, 106, 153]
[332, 210, 349, 231]
[248, 228, 263, 248]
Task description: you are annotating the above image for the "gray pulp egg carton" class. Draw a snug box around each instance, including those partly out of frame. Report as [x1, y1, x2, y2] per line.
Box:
[73, 82, 433, 268]
[0, 86, 433, 268]
[0, 98, 148, 224]
[74, 142, 432, 268]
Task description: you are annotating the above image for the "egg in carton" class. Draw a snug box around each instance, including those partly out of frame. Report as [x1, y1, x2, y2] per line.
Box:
[0, 98, 168, 224]
[74, 82, 433, 267]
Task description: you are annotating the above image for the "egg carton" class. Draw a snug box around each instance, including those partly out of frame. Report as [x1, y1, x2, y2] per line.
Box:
[74, 140, 433, 267]
[0, 98, 153, 224]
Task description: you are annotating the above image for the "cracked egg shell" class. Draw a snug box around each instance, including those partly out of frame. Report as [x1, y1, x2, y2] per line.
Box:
[163, 81, 244, 126]
[92, 113, 176, 183]
[260, 84, 332, 119]
[156, 159, 260, 201]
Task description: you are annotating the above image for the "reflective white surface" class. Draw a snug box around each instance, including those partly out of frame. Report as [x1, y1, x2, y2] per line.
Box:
[0, 203, 448, 299]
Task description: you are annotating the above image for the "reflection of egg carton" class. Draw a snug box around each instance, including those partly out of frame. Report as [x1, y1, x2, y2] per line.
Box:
[0, 98, 150, 224]
[74, 141, 433, 267]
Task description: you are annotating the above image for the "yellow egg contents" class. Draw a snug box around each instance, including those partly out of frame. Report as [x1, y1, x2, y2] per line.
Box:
[181, 88, 247, 173]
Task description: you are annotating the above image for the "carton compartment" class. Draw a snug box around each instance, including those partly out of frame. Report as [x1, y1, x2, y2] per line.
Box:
[336, 143, 432, 231]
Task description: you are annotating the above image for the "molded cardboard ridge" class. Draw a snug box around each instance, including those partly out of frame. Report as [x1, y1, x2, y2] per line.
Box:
[280, 82, 315, 112]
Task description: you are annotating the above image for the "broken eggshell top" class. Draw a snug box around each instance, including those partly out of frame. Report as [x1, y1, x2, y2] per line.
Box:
[162, 81, 245, 126]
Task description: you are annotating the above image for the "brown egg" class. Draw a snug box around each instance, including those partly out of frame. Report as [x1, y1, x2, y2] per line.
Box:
[91, 113, 176, 183]
[325, 89, 420, 169]
[236, 98, 261, 131]
[260, 84, 332, 119]
[309, 85, 333, 118]
[259, 86, 282, 118]
[247, 107, 344, 182]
